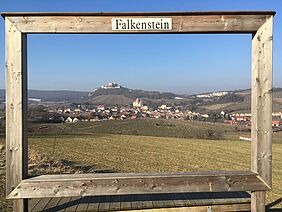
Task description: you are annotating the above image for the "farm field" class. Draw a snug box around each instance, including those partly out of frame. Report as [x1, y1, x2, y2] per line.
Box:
[28, 119, 237, 140]
[0, 119, 282, 210]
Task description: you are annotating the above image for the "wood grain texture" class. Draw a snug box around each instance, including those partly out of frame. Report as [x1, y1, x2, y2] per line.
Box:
[5, 17, 28, 212]
[6, 14, 271, 34]
[26, 192, 251, 211]
[8, 171, 268, 199]
[251, 191, 266, 212]
[251, 16, 273, 212]
[251, 15, 273, 188]
[125, 204, 250, 212]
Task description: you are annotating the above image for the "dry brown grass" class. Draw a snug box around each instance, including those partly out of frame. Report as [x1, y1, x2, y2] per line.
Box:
[27, 134, 282, 207]
[0, 118, 281, 209]
[200, 102, 234, 111]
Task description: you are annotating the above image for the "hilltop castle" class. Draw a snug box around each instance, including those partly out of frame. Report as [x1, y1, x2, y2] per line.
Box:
[101, 82, 121, 89]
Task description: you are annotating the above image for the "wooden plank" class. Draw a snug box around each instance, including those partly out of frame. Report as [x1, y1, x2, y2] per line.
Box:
[75, 197, 90, 211]
[8, 171, 269, 199]
[175, 192, 250, 207]
[119, 195, 132, 211]
[251, 15, 273, 212]
[151, 194, 165, 209]
[195, 192, 213, 205]
[130, 194, 144, 210]
[251, 15, 273, 187]
[171, 193, 186, 207]
[140, 194, 154, 209]
[56, 197, 72, 212]
[179, 193, 198, 206]
[42, 197, 62, 211]
[109, 195, 121, 211]
[5, 17, 28, 212]
[31, 198, 51, 212]
[6, 14, 271, 34]
[251, 191, 266, 212]
[121, 203, 251, 212]
[86, 196, 100, 211]
[64, 196, 81, 211]
[202, 192, 249, 205]
[22, 171, 260, 180]
[207, 192, 225, 205]
[160, 195, 174, 209]
[131, 194, 155, 210]
[28, 198, 41, 212]
[98, 195, 111, 211]
[27, 193, 250, 211]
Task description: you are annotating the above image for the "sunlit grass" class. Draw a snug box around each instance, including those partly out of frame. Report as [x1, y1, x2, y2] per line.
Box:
[27, 133, 282, 206]
[0, 118, 282, 208]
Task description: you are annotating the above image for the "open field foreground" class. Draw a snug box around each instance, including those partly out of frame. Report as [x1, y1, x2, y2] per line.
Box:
[0, 119, 282, 210]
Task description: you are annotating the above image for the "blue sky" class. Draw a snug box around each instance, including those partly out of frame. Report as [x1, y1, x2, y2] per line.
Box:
[0, 0, 281, 94]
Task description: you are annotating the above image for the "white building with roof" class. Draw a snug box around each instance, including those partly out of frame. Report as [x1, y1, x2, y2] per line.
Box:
[133, 98, 143, 108]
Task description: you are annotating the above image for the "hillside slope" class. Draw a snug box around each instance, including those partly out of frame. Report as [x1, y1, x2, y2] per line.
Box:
[0, 87, 281, 112]
[82, 94, 134, 105]
[0, 89, 89, 102]
[197, 88, 282, 113]
[29, 119, 237, 140]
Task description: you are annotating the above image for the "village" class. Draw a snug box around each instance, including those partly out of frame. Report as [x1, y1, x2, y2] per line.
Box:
[32, 97, 282, 129]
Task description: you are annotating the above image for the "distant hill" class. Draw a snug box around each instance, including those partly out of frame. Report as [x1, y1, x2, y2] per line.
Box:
[0, 90, 4, 102]
[84, 83, 181, 106]
[0, 85, 281, 112]
[88, 83, 179, 99]
[84, 94, 134, 106]
[196, 88, 282, 113]
[0, 89, 89, 102]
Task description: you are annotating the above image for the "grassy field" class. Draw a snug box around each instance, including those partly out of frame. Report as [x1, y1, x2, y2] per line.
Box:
[29, 134, 251, 173]
[29, 118, 282, 143]
[27, 134, 281, 207]
[29, 119, 241, 140]
[0, 119, 282, 210]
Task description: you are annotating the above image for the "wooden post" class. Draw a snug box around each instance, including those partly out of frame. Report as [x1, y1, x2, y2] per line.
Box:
[251, 16, 273, 212]
[5, 18, 28, 212]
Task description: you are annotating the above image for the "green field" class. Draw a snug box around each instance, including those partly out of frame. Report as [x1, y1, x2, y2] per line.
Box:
[1, 119, 282, 210]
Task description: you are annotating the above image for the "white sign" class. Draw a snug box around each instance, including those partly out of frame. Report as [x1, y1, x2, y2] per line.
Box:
[112, 18, 172, 31]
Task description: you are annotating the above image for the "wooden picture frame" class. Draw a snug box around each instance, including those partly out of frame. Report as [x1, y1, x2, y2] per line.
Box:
[1, 11, 275, 212]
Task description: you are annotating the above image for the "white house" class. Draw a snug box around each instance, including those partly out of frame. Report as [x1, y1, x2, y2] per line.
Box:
[65, 117, 73, 123]
[73, 118, 80, 123]
[133, 98, 143, 108]
[96, 105, 105, 111]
